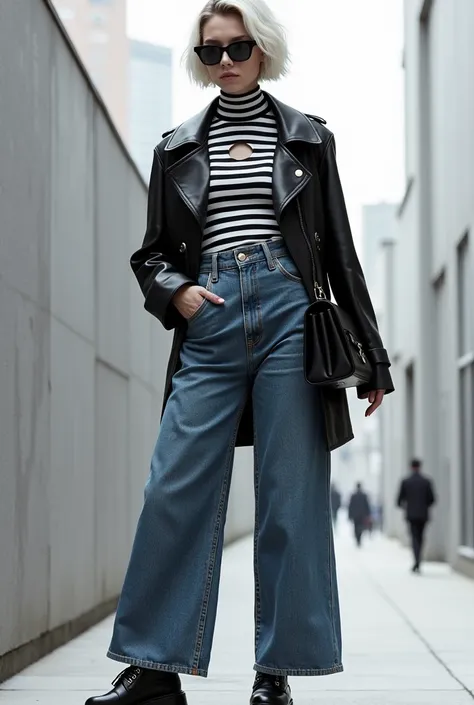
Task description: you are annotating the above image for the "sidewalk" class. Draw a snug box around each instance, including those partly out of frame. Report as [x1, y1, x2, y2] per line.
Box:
[2, 520, 474, 704]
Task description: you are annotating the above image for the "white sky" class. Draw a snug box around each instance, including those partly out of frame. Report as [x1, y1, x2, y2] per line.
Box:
[127, 0, 405, 249]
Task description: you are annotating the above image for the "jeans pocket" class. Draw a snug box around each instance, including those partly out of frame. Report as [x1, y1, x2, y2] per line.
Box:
[187, 272, 213, 323]
[274, 255, 303, 282]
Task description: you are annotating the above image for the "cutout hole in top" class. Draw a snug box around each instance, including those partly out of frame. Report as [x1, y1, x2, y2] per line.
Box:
[229, 141, 253, 161]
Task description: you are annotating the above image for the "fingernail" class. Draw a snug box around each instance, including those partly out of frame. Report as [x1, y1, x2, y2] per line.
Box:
[218, 297, 225, 303]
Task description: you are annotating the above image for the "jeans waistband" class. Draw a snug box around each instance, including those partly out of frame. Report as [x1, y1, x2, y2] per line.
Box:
[198, 238, 290, 279]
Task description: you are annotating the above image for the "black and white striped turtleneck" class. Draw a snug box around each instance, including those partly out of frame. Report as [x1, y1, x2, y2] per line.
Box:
[202, 86, 281, 254]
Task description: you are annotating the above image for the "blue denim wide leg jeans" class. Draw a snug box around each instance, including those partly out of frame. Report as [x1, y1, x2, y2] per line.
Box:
[108, 239, 342, 677]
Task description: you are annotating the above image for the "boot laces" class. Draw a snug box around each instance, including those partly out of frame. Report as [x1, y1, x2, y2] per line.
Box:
[112, 666, 142, 688]
[254, 672, 285, 691]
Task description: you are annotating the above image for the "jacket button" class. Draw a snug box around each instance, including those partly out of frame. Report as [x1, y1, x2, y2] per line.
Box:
[179, 242, 186, 252]
[295, 168, 303, 177]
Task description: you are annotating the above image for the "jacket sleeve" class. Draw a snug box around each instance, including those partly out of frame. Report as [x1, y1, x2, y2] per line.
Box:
[320, 135, 394, 396]
[427, 480, 436, 507]
[397, 479, 406, 507]
[130, 148, 195, 330]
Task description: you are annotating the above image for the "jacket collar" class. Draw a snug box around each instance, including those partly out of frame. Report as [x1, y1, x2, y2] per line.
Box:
[164, 91, 322, 151]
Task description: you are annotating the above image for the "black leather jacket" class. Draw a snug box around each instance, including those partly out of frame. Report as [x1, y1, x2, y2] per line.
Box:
[130, 91, 394, 451]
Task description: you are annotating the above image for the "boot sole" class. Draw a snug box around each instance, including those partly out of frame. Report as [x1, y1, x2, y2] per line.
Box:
[141, 691, 188, 705]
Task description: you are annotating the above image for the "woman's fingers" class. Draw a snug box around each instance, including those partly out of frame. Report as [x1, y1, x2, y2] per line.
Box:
[181, 287, 225, 319]
[365, 389, 385, 417]
[200, 287, 224, 304]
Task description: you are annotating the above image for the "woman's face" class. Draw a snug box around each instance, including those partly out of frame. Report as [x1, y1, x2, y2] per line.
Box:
[201, 13, 264, 94]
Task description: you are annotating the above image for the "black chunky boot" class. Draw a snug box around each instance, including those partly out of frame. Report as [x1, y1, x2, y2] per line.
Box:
[84, 665, 187, 705]
[250, 672, 293, 705]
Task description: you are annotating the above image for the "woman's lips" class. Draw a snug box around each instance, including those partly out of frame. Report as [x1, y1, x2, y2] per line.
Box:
[221, 73, 239, 79]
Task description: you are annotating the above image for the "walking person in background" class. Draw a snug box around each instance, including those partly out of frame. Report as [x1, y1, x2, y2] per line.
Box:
[330, 483, 342, 530]
[397, 458, 436, 573]
[86, 0, 393, 703]
[348, 483, 371, 547]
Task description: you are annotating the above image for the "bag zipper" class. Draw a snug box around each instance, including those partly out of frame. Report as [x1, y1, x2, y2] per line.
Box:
[296, 198, 326, 300]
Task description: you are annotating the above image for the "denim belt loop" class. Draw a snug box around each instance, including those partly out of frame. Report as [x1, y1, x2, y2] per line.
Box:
[261, 241, 276, 270]
[211, 253, 219, 282]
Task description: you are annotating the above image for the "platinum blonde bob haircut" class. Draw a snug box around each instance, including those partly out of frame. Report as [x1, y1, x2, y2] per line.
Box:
[183, 0, 290, 88]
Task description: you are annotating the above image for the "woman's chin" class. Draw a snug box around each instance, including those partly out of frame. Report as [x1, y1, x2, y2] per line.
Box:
[217, 79, 257, 95]
[217, 79, 241, 93]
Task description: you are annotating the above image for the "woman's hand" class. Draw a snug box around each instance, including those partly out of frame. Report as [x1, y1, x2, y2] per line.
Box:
[172, 284, 224, 320]
[360, 389, 385, 417]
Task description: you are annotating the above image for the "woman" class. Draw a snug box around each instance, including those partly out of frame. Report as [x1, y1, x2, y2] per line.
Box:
[86, 1, 393, 703]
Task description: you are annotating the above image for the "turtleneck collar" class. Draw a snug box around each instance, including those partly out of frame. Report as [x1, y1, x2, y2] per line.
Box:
[216, 85, 269, 121]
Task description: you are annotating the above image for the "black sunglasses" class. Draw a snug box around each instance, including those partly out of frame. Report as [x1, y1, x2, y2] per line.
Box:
[194, 40, 257, 66]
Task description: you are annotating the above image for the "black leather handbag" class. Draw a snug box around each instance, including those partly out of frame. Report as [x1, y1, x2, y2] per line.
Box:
[302, 228, 373, 389]
[303, 296, 373, 389]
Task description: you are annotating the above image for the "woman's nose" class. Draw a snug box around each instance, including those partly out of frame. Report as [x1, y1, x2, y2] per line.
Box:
[220, 51, 233, 66]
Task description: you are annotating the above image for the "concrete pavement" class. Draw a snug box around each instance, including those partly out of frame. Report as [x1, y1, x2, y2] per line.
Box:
[1, 519, 474, 704]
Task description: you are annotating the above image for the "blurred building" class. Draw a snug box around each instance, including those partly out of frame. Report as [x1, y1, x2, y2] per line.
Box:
[331, 204, 397, 510]
[382, 0, 474, 578]
[53, 0, 128, 139]
[129, 40, 173, 181]
[361, 204, 397, 509]
[362, 203, 398, 321]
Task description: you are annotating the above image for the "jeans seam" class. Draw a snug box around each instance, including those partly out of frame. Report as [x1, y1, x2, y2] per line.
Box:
[253, 420, 262, 655]
[107, 650, 207, 677]
[191, 396, 248, 673]
[326, 450, 339, 663]
[253, 663, 344, 677]
[240, 267, 254, 370]
[251, 264, 263, 347]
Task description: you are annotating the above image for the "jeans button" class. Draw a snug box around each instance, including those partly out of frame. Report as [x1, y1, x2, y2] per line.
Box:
[237, 252, 247, 261]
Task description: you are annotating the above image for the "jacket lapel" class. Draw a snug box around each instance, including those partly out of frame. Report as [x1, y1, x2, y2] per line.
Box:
[167, 145, 210, 230]
[272, 143, 311, 225]
[163, 91, 324, 230]
[265, 92, 322, 224]
[164, 98, 217, 230]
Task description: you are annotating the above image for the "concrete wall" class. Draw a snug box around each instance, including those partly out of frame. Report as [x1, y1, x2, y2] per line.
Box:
[382, 0, 474, 574]
[0, 0, 253, 679]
